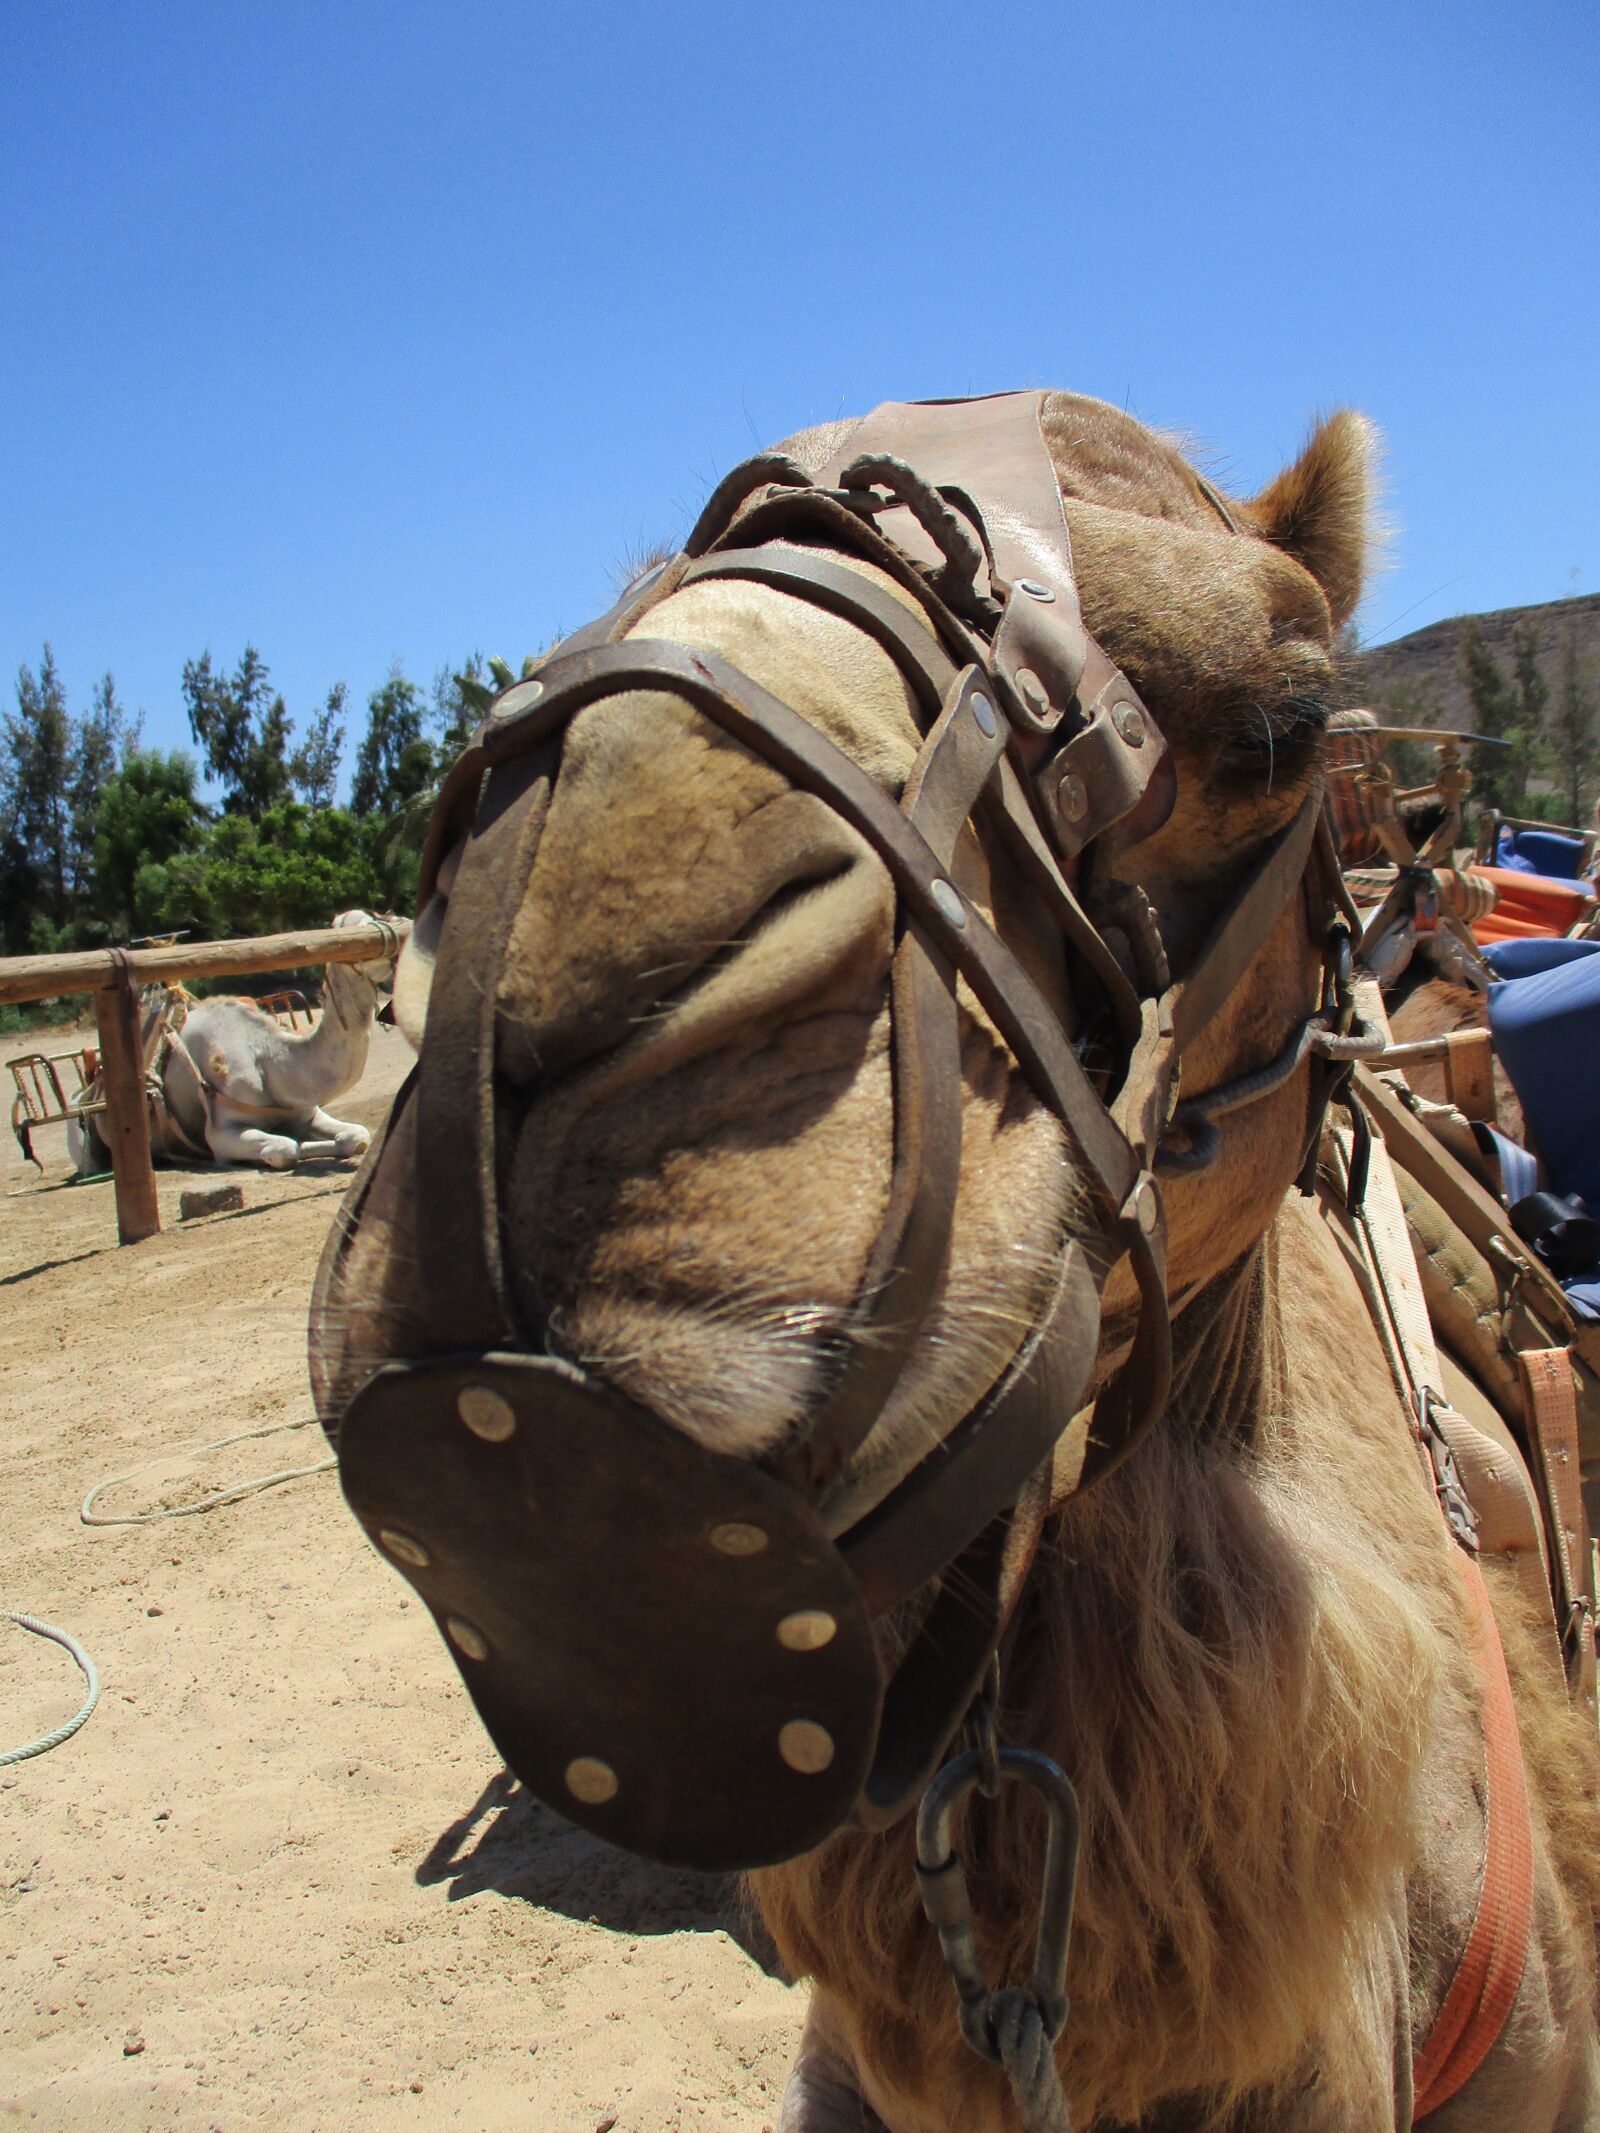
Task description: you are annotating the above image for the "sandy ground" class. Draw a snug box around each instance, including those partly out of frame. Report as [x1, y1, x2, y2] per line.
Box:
[2, 1022, 803, 2131]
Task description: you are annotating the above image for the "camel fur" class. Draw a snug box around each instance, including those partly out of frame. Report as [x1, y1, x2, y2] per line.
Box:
[314, 394, 1600, 2129]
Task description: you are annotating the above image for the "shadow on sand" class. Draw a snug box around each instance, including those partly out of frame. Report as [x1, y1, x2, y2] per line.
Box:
[416, 1769, 785, 1976]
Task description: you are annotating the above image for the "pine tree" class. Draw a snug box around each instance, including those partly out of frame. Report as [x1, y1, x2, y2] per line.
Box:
[290, 682, 346, 808]
[432, 654, 486, 760]
[1, 645, 74, 942]
[181, 645, 296, 819]
[69, 672, 136, 906]
[351, 666, 430, 817]
[1460, 623, 1523, 816]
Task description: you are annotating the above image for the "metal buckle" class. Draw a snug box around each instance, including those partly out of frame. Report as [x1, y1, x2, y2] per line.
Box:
[1417, 1389, 1480, 1552]
[915, 1736, 1080, 2066]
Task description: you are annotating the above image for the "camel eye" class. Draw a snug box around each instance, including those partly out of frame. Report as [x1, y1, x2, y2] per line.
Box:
[1220, 694, 1330, 777]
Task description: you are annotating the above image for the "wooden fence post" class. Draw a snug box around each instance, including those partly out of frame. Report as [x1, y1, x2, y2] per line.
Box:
[95, 951, 160, 1245]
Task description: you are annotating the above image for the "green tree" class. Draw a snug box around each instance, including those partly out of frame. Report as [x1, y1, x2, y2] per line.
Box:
[1460, 623, 1526, 816]
[432, 653, 487, 760]
[92, 749, 208, 938]
[1, 646, 74, 942]
[1550, 627, 1598, 828]
[69, 672, 136, 908]
[166, 801, 383, 938]
[182, 645, 300, 818]
[351, 666, 432, 817]
[289, 682, 346, 808]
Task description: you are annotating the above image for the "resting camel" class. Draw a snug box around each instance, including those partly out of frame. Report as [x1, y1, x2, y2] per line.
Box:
[74, 910, 397, 1174]
[312, 395, 1600, 2129]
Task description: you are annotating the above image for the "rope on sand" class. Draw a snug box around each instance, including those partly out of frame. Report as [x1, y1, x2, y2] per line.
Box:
[2, 1614, 100, 1765]
[81, 1416, 335, 1527]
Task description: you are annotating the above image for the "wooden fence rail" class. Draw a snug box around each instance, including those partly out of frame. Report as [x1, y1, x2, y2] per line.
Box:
[0, 920, 407, 1008]
[3, 919, 408, 1245]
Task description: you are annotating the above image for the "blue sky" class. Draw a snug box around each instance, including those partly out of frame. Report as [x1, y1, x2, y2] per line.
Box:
[3, 0, 1595, 789]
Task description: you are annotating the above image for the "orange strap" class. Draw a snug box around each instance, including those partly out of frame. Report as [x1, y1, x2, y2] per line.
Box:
[1411, 1550, 1536, 2117]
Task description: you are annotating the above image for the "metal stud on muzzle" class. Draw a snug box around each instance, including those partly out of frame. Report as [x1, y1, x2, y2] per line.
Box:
[314, 392, 1340, 1871]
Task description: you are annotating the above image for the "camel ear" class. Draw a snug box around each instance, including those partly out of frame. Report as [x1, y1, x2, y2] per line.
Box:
[1247, 411, 1378, 629]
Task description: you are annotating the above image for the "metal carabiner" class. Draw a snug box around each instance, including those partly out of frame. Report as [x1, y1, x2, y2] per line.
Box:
[914, 1743, 1081, 2066]
[1323, 921, 1355, 1036]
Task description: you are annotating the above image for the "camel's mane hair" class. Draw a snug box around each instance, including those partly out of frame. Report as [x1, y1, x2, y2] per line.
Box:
[753, 1243, 1463, 2128]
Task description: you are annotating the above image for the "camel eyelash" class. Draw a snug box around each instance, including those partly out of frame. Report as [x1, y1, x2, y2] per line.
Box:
[1221, 694, 1331, 772]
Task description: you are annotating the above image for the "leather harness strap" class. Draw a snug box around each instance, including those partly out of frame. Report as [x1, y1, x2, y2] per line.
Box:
[1517, 1347, 1598, 1717]
[1323, 1011, 1537, 2112]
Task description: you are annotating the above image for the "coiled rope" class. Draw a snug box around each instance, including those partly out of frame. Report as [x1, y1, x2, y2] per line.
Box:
[2, 1614, 100, 1765]
[81, 1415, 334, 1527]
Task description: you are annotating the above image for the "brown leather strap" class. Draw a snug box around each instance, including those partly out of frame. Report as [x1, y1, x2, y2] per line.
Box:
[784, 668, 1001, 1496]
[679, 547, 958, 721]
[1517, 1348, 1598, 1714]
[813, 394, 1080, 607]
[1443, 1029, 1497, 1126]
[480, 640, 1150, 1218]
[416, 743, 557, 1351]
[1168, 792, 1324, 1055]
[686, 536, 1147, 1054]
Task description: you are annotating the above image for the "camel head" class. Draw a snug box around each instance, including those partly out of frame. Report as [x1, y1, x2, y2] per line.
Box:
[310, 391, 1375, 1863]
[328, 908, 401, 994]
[319, 397, 1373, 1464]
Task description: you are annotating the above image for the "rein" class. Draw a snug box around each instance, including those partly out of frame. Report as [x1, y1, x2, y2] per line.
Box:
[320, 392, 1377, 1878]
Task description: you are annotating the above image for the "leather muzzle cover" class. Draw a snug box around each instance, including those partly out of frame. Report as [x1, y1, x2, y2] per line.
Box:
[339, 1349, 882, 1870]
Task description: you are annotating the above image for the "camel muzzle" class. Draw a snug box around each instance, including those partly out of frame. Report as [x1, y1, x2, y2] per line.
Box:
[313, 392, 1371, 1872]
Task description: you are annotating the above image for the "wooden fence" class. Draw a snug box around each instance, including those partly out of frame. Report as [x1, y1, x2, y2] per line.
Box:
[1, 920, 407, 1245]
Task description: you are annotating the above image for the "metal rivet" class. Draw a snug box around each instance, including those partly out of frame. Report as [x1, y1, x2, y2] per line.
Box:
[777, 1609, 838, 1653]
[931, 879, 967, 929]
[778, 1720, 836, 1774]
[1056, 774, 1088, 823]
[457, 1385, 516, 1442]
[1113, 703, 1146, 747]
[710, 1521, 768, 1557]
[970, 692, 998, 738]
[564, 1756, 619, 1806]
[378, 1528, 430, 1569]
[446, 1616, 489, 1662]
[1016, 577, 1055, 603]
[1014, 668, 1052, 721]
[492, 679, 544, 719]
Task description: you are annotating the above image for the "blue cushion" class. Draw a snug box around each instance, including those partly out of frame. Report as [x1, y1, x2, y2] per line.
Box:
[1511, 828, 1587, 880]
[1488, 952, 1600, 1203]
[1495, 830, 1537, 873]
[1485, 937, 1600, 981]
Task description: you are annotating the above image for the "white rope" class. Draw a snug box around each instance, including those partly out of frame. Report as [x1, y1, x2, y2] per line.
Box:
[81, 1416, 335, 1527]
[2, 1613, 100, 1765]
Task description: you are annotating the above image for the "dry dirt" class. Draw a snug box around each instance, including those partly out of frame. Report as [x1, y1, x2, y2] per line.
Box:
[2, 1024, 805, 2130]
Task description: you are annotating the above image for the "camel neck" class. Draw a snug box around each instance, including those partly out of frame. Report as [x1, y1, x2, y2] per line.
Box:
[1166, 1223, 1285, 1454]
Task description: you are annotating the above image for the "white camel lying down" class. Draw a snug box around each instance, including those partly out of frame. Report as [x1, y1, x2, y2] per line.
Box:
[72, 911, 398, 1174]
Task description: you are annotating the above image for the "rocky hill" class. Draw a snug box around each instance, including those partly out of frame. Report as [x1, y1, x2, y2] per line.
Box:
[1355, 590, 1600, 727]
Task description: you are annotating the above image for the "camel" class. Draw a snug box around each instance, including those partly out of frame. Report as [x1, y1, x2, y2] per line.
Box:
[72, 910, 397, 1174]
[311, 395, 1600, 2129]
